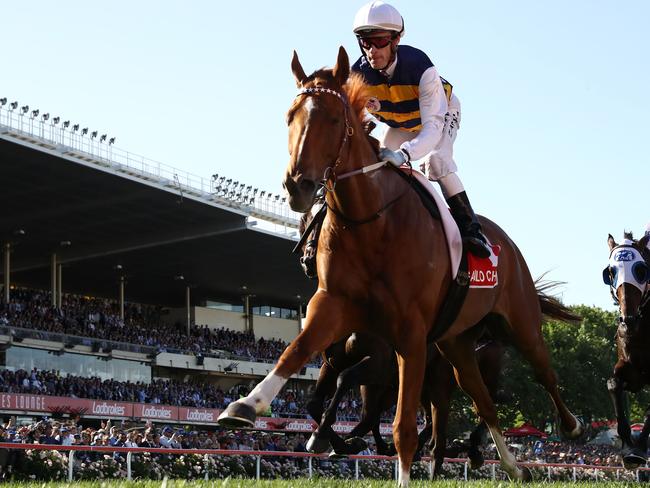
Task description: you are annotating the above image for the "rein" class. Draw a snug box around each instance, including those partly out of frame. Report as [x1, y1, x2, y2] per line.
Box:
[295, 86, 407, 226]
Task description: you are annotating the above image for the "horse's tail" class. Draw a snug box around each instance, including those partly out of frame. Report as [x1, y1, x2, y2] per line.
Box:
[535, 276, 582, 324]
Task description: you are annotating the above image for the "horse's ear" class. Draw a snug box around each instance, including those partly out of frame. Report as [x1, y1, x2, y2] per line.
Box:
[291, 50, 307, 87]
[639, 234, 650, 251]
[333, 46, 350, 86]
[607, 234, 617, 251]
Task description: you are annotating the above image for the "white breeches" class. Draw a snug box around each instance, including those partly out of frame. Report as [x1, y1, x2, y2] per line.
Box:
[382, 94, 462, 198]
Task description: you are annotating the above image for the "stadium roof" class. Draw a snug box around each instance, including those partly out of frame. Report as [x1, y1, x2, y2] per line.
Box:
[0, 126, 316, 309]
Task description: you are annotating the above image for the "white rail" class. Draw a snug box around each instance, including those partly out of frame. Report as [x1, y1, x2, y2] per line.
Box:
[1, 443, 647, 482]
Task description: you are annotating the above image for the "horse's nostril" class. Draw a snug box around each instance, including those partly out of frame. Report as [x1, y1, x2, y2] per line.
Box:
[299, 179, 316, 194]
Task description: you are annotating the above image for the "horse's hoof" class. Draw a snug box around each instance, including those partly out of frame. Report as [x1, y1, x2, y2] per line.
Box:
[560, 415, 584, 440]
[306, 433, 331, 454]
[216, 401, 256, 428]
[328, 451, 349, 460]
[344, 436, 367, 454]
[469, 450, 484, 470]
[378, 442, 397, 456]
[623, 450, 646, 470]
[520, 466, 533, 482]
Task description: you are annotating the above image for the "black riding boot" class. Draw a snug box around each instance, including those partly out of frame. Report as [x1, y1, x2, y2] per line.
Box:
[446, 191, 491, 258]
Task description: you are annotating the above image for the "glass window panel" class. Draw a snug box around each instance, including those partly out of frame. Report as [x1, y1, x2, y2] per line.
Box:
[3, 346, 151, 384]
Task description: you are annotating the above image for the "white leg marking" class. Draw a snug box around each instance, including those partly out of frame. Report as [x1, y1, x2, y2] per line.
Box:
[398, 459, 410, 487]
[241, 370, 287, 414]
[488, 425, 522, 480]
[567, 414, 583, 438]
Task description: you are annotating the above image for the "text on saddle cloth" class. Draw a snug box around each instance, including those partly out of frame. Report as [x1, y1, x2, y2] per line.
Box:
[468, 244, 501, 289]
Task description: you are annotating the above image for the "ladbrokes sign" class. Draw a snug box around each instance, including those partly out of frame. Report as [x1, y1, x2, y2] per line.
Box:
[136, 404, 176, 420]
[0, 393, 399, 434]
[179, 408, 216, 422]
[91, 401, 130, 417]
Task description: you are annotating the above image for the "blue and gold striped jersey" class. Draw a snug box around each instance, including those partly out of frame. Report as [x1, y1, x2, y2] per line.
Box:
[352, 45, 452, 132]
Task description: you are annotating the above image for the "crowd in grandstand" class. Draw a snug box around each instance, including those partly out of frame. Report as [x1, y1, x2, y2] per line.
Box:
[0, 414, 628, 468]
[0, 417, 311, 453]
[513, 439, 622, 467]
[0, 288, 301, 363]
[0, 367, 374, 420]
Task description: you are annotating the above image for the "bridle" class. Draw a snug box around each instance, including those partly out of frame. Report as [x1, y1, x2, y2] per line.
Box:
[294, 86, 406, 225]
[296, 87, 355, 193]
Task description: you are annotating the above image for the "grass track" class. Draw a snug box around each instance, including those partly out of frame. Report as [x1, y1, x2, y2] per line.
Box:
[0, 481, 641, 488]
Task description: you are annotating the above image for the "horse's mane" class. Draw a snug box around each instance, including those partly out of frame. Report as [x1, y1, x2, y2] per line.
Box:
[344, 73, 381, 154]
[343, 73, 371, 123]
[624, 231, 634, 241]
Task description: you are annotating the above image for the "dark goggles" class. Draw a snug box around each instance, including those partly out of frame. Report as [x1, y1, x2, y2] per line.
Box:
[357, 35, 395, 50]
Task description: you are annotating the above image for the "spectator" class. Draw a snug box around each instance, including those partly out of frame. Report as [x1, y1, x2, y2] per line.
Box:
[159, 427, 173, 448]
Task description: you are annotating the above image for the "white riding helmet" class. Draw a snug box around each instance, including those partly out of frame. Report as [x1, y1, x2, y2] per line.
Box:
[353, 1, 404, 36]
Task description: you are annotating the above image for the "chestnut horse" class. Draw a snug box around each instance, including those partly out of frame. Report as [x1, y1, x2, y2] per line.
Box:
[604, 232, 650, 468]
[218, 47, 583, 485]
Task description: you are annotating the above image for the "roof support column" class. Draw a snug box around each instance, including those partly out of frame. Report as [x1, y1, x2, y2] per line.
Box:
[56, 264, 63, 308]
[51, 253, 57, 307]
[119, 276, 125, 321]
[3, 243, 10, 304]
[185, 285, 191, 337]
[297, 297, 303, 336]
[243, 293, 253, 334]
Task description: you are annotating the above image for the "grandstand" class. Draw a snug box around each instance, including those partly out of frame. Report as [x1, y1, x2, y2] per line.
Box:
[0, 101, 328, 428]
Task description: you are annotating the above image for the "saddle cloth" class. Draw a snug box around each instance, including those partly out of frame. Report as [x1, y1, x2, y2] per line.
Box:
[402, 168, 463, 279]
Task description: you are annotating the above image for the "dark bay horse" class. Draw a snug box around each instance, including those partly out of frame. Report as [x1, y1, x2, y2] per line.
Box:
[604, 232, 650, 468]
[306, 329, 504, 479]
[305, 332, 398, 456]
[218, 47, 583, 485]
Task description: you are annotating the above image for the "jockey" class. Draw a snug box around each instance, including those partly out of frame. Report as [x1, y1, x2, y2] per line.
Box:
[351, 1, 491, 258]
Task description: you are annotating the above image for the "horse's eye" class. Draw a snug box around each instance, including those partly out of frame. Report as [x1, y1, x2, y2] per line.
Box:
[633, 262, 649, 283]
[603, 266, 617, 286]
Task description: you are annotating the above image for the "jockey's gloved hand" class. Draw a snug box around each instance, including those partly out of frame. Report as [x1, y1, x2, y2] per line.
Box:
[379, 148, 410, 167]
